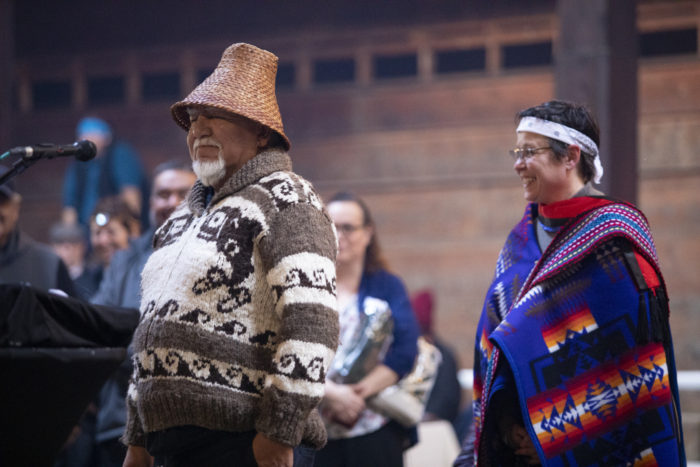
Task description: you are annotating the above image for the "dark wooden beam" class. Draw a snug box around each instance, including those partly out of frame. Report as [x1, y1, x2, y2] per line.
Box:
[555, 0, 638, 204]
[0, 0, 14, 153]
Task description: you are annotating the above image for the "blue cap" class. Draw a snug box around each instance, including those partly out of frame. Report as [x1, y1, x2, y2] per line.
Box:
[76, 117, 112, 139]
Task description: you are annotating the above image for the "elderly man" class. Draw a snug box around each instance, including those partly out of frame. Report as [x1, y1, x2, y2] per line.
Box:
[122, 43, 338, 467]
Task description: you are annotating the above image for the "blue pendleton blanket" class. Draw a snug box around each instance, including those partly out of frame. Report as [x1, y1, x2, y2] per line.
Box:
[471, 198, 684, 466]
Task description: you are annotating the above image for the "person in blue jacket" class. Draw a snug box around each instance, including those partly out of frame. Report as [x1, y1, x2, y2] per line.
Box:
[62, 116, 149, 229]
[315, 192, 419, 467]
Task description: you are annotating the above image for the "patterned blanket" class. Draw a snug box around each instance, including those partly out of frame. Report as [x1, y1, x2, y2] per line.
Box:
[472, 198, 684, 466]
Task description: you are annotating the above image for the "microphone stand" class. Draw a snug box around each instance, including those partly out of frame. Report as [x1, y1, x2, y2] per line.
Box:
[0, 152, 40, 188]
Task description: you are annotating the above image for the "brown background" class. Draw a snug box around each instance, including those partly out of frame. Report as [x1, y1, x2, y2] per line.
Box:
[2, 0, 699, 452]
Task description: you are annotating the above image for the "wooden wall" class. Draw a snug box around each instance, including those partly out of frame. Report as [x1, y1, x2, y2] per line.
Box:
[7, 2, 700, 377]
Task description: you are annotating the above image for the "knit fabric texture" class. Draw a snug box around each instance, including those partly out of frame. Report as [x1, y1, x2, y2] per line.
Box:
[122, 149, 338, 449]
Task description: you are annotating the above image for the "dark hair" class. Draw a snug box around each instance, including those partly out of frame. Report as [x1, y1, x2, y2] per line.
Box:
[516, 100, 600, 183]
[152, 159, 193, 179]
[90, 196, 140, 236]
[49, 222, 86, 244]
[328, 191, 388, 274]
[234, 113, 286, 151]
[264, 130, 287, 150]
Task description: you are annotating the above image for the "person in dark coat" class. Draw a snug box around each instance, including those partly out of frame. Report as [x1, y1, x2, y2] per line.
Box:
[0, 165, 75, 296]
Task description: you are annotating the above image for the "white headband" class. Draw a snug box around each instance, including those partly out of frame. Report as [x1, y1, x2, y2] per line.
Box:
[516, 116, 604, 184]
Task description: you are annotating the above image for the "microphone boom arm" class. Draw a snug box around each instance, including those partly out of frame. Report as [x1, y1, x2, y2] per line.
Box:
[0, 154, 40, 189]
[0, 140, 96, 190]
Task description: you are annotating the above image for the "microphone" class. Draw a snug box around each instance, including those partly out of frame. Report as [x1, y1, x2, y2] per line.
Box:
[9, 140, 97, 162]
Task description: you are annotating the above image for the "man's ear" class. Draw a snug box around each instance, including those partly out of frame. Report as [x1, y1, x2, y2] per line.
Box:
[257, 126, 271, 148]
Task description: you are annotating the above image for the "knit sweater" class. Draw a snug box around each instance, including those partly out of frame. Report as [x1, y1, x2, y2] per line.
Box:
[123, 149, 339, 449]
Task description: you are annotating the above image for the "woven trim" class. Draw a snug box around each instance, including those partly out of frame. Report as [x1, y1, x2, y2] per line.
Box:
[514, 203, 661, 307]
[531, 203, 659, 289]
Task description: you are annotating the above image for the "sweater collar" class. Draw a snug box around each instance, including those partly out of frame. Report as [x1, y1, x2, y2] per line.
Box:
[187, 149, 292, 215]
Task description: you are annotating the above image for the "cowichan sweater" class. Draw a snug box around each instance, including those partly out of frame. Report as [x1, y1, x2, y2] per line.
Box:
[123, 149, 339, 449]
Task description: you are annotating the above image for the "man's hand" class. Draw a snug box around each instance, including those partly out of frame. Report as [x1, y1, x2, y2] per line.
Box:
[122, 445, 153, 467]
[252, 433, 294, 467]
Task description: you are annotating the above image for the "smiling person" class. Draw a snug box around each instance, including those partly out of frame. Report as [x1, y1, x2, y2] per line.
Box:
[89, 196, 139, 271]
[121, 43, 338, 467]
[454, 100, 685, 466]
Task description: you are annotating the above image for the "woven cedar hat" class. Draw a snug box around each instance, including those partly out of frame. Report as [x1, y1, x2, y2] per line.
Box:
[171, 43, 290, 150]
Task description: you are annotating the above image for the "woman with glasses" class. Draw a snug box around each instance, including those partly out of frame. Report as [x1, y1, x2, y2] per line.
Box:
[314, 192, 419, 467]
[455, 100, 685, 466]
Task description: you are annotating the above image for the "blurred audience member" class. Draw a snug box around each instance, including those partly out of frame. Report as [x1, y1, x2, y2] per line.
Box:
[315, 192, 419, 467]
[147, 161, 197, 229]
[88, 196, 140, 270]
[53, 408, 97, 467]
[62, 116, 149, 229]
[49, 221, 101, 300]
[411, 290, 462, 429]
[90, 160, 196, 467]
[53, 196, 138, 467]
[0, 166, 75, 296]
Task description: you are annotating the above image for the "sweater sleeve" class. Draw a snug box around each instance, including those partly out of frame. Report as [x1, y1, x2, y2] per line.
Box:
[256, 202, 339, 446]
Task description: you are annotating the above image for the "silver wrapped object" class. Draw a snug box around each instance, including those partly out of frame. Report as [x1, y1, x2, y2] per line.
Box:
[368, 336, 442, 427]
[330, 297, 394, 384]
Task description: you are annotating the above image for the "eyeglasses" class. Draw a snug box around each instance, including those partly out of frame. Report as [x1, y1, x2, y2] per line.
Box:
[334, 223, 364, 236]
[508, 146, 551, 161]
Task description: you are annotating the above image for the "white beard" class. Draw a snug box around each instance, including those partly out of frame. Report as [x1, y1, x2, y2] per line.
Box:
[192, 138, 226, 187]
[193, 158, 226, 187]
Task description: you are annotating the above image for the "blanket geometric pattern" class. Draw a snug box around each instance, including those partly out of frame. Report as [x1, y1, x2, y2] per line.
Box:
[472, 199, 684, 466]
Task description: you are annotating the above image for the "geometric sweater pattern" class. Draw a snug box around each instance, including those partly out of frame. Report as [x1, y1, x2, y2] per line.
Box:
[123, 149, 339, 449]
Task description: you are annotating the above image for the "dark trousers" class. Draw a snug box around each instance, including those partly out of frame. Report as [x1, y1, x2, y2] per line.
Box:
[146, 426, 315, 467]
[313, 422, 406, 467]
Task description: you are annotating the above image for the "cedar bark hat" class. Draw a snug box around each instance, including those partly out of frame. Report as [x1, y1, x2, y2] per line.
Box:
[171, 43, 290, 150]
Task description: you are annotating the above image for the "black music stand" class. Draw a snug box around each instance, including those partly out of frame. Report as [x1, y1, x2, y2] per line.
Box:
[0, 284, 139, 467]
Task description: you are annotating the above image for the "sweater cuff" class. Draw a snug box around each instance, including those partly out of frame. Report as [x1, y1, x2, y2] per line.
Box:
[121, 395, 146, 447]
[255, 385, 318, 447]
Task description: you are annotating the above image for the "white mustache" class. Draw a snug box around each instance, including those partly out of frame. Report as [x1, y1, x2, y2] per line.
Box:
[193, 137, 222, 151]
